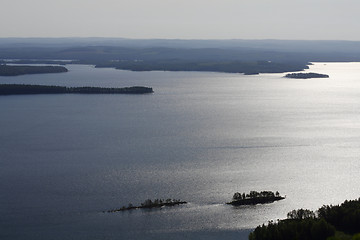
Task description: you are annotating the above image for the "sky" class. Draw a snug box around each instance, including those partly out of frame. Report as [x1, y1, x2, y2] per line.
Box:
[1, 0, 359, 40]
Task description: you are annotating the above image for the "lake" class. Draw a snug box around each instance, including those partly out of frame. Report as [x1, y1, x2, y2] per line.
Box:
[1, 63, 360, 239]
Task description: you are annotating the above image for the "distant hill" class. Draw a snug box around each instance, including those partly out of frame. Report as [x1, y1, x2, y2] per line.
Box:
[1, 38, 360, 53]
[0, 38, 359, 74]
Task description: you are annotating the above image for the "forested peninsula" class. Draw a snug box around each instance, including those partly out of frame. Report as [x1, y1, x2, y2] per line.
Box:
[95, 60, 308, 75]
[0, 65, 68, 76]
[0, 84, 153, 95]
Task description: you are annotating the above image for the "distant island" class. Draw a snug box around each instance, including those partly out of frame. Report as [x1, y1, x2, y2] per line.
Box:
[106, 198, 187, 213]
[0, 65, 68, 76]
[0, 84, 153, 95]
[227, 191, 285, 206]
[285, 72, 329, 79]
[244, 72, 260, 75]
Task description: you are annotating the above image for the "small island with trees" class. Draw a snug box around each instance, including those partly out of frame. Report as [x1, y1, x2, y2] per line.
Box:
[285, 72, 329, 79]
[0, 84, 153, 95]
[227, 191, 285, 206]
[106, 198, 187, 213]
[0, 64, 68, 76]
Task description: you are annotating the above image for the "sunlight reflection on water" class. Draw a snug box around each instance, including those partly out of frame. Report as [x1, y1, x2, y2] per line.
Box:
[1, 62, 360, 239]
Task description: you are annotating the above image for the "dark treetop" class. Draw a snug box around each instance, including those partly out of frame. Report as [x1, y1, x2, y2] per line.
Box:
[0, 64, 68, 76]
[227, 190, 285, 206]
[249, 197, 360, 240]
[0, 84, 153, 95]
[285, 72, 329, 79]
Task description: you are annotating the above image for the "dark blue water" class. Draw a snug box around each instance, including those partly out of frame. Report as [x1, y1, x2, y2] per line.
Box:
[1, 63, 360, 239]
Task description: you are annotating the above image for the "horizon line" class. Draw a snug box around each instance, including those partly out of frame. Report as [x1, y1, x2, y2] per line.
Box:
[0, 37, 360, 42]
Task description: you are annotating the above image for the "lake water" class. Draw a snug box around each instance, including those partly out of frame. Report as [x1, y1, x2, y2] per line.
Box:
[1, 63, 360, 240]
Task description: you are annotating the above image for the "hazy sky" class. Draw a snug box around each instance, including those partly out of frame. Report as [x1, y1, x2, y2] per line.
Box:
[1, 0, 359, 40]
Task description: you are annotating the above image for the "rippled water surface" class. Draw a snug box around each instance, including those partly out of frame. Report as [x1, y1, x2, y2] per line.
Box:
[1, 63, 360, 239]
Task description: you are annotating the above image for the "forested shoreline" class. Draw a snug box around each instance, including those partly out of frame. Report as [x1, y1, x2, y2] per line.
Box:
[249, 198, 360, 240]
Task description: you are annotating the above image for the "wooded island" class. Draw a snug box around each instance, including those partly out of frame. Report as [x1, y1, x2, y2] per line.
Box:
[285, 72, 329, 79]
[106, 199, 187, 213]
[0, 84, 153, 95]
[227, 191, 285, 206]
